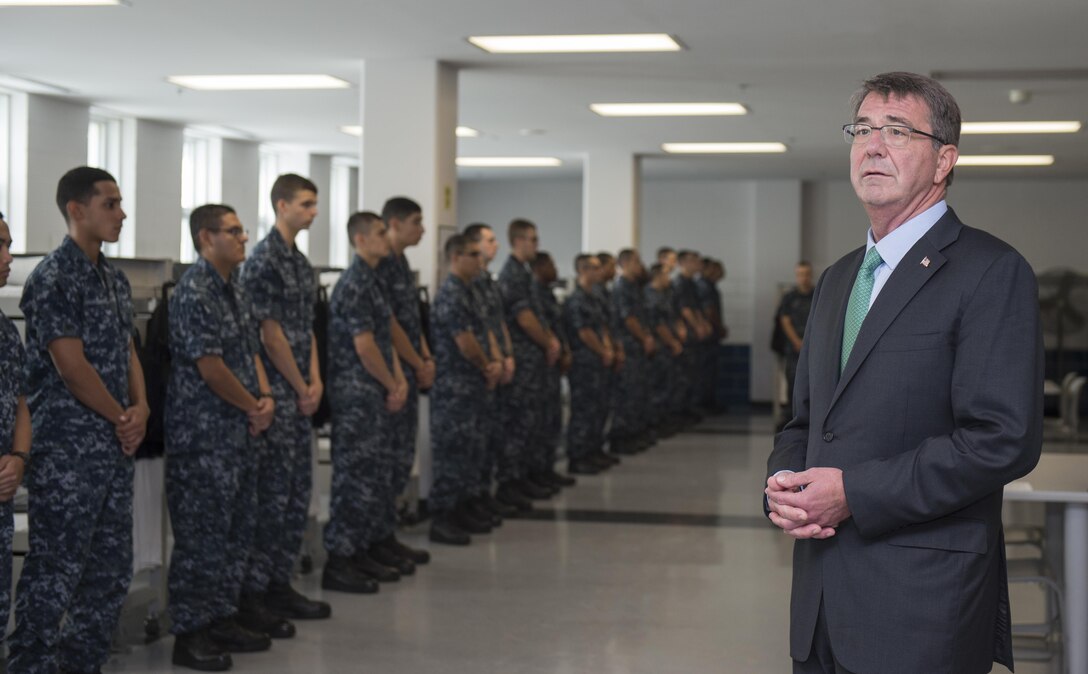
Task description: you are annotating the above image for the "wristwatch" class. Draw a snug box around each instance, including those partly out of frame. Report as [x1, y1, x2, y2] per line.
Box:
[10, 450, 30, 468]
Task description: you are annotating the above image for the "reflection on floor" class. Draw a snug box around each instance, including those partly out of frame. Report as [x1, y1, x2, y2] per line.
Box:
[104, 414, 1057, 673]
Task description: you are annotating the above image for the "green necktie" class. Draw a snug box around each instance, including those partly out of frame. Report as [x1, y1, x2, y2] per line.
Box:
[840, 247, 884, 373]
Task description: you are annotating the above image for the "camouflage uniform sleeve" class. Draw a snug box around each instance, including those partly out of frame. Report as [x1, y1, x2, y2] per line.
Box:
[568, 295, 595, 332]
[447, 289, 479, 336]
[22, 266, 82, 345]
[615, 284, 636, 320]
[172, 287, 225, 361]
[245, 256, 285, 324]
[499, 271, 532, 318]
[337, 277, 377, 338]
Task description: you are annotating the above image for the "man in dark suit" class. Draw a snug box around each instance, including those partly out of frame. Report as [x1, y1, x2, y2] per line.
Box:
[765, 71, 1043, 674]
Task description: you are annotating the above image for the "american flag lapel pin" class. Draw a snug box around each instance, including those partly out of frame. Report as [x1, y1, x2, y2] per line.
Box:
[921, 256, 931, 268]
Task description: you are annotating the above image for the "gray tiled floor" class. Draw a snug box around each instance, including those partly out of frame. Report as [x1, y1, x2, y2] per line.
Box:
[105, 415, 1056, 673]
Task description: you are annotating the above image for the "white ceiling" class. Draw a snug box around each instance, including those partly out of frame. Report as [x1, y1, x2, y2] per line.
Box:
[3, 0, 1088, 180]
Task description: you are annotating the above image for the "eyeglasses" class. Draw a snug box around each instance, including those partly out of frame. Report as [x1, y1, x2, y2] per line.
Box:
[211, 226, 248, 238]
[842, 123, 948, 148]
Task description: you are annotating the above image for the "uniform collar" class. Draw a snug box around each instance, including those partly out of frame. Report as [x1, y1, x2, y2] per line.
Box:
[865, 200, 947, 272]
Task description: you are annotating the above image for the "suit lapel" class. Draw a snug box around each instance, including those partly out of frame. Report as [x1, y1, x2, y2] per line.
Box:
[823, 209, 964, 420]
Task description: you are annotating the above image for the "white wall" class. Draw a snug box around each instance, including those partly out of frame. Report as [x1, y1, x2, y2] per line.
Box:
[307, 154, 333, 267]
[457, 177, 583, 281]
[22, 94, 89, 252]
[802, 179, 1088, 275]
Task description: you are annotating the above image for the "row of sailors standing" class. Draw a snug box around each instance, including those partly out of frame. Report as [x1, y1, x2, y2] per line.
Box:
[0, 165, 725, 673]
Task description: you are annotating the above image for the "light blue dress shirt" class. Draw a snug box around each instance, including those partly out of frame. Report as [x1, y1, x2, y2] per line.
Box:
[865, 200, 947, 308]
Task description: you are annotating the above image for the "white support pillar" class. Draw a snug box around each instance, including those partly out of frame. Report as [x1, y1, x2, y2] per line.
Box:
[307, 154, 333, 268]
[582, 151, 639, 254]
[358, 60, 458, 293]
[751, 180, 802, 402]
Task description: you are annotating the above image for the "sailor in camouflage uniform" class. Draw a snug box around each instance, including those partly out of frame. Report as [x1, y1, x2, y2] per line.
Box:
[562, 255, 615, 476]
[610, 249, 655, 454]
[323, 212, 408, 592]
[0, 213, 30, 664]
[10, 168, 149, 674]
[645, 263, 685, 436]
[672, 250, 711, 418]
[165, 205, 277, 670]
[496, 219, 561, 507]
[463, 224, 526, 518]
[372, 197, 433, 570]
[428, 235, 502, 545]
[592, 254, 622, 468]
[239, 174, 329, 629]
[530, 252, 576, 489]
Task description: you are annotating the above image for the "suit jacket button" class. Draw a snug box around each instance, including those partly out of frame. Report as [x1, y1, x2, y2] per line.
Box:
[823, 432, 834, 442]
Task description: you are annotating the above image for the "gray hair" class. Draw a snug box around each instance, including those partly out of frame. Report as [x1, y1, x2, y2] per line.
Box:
[850, 71, 961, 186]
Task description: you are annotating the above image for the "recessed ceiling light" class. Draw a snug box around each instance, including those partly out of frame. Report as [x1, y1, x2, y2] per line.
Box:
[167, 74, 351, 91]
[0, 0, 126, 5]
[343, 125, 475, 139]
[961, 121, 1081, 134]
[662, 142, 787, 154]
[591, 103, 747, 117]
[457, 157, 562, 168]
[467, 34, 682, 54]
[956, 155, 1054, 166]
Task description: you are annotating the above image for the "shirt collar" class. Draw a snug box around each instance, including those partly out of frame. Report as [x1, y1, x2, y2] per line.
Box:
[195, 255, 232, 290]
[866, 200, 947, 271]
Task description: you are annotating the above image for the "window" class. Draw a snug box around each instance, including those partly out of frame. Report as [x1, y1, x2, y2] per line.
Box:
[258, 146, 310, 255]
[257, 146, 280, 242]
[0, 93, 10, 223]
[88, 113, 129, 257]
[328, 158, 358, 269]
[180, 131, 222, 263]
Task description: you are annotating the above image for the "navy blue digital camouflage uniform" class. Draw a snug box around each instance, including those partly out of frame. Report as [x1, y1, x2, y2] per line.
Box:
[562, 285, 609, 461]
[165, 257, 261, 635]
[532, 279, 564, 472]
[672, 275, 702, 410]
[695, 275, 722, 409]
[429, 275, 489, 513]
[324, 255, 397, 557]
[11, 236, 135, 674]
[610, 276, 650, 443]
[473, 272, 507, 490]
[645, 285, 679, 425]
[375, 253, 421, 538]
[240, 227, 315, 592]
[0, 309, 26, 650]
[497, 256, 548, 482]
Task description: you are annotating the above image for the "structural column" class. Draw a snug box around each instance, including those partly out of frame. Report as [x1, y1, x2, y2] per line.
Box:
[582, 151, 640, 253]
[357, 60, 458, 293]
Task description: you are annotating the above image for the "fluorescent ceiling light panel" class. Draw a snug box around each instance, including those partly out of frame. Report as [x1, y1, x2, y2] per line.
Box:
[457, 157, 562, 168]
[961, 121, 1081, 134]
[591, 102, 747, 117]
[0, 0, 125, 5]
[468, 34, 681, 54]
[456, 126, 480, 138]
[662, 142, 787, 154]
[167, 74, 350, 91]
[340, 125, 363, 137]
[955, 155, 1054, 166]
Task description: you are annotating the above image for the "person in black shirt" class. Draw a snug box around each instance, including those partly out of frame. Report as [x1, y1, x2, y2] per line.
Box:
[776, 261, 814, 428]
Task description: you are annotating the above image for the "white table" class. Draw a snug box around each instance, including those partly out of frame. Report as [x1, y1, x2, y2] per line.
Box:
[1005, 453, 1088, 674]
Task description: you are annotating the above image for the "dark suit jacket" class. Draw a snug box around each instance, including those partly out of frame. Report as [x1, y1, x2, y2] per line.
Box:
[767, 208, 1043, 674]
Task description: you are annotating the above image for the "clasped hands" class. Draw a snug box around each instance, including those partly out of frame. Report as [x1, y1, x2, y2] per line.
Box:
[765, 467, 851, 540]
[116, 403, 150, 456]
